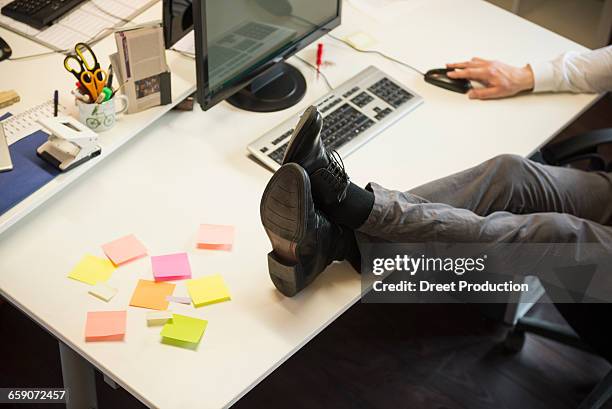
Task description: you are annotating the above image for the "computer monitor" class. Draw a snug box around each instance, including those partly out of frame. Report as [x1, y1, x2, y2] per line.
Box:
[164, 0, 341, 112]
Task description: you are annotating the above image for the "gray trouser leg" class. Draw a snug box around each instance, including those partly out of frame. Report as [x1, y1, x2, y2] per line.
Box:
[357, 154, 612, 245]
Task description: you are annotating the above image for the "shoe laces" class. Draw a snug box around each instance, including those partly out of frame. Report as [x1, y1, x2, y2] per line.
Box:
[321, 150, 350, 202]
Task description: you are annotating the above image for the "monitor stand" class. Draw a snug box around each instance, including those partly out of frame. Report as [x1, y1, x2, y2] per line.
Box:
[227, 62, 306, 113]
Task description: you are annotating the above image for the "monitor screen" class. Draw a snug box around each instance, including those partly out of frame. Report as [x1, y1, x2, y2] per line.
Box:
[193, 0, 341, 109]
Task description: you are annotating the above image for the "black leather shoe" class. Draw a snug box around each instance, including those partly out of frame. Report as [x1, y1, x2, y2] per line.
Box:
[260, 163, 353, 296]
[282, 106, 350, 206]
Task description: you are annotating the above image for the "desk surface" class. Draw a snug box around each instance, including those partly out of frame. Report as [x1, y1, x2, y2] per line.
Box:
[0, 1, 599, 408]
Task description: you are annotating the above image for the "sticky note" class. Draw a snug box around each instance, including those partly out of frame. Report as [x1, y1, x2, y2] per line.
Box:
[166, 295, 191, 304]
[88, 283, 118, 302]
[344, 31, 376, 49]
[196, 224, 235, 251]
[68, 254, 116, 285]
[102, 234, 147, 265]
[161, 314, 207, 346]
[129, 279, 175, 310]
[147, 310, 173, 326]
[151, 253, 192, 281]
[187, 274, 231, 308]
[85, 311, 126, 342]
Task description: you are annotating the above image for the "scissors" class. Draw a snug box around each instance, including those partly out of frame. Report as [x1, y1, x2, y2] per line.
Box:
[64, 42, 107, 99]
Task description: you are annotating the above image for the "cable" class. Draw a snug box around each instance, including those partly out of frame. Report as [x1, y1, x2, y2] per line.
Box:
[8, 0, 132, 61]
[294, 54, 333, 91]
[7, 50, 60, 61]
[88, 0, 131, 23]
[327, 33, 425, 77]
[169, 48, 195, 59]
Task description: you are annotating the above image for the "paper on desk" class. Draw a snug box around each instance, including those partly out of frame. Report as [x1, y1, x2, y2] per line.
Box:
[348, 0, 428, 23]
[166, 296, 191, 305]
[68, 254, 116, 285]
[85, 310, 126, 342]
[147, 310, 173, 326]
[172, 31, 195, 55]
[129, 279, 175, 311]
[102, 234, 147, 266]
[160, 314, 207, 346]
[344, 32, 377, 49]
[151, 253, 192, 281]
[196, 224, 235, 251]
[88, 283, 118, 302]
[187, 274, 231, 308]
[0, 0, 156, 52]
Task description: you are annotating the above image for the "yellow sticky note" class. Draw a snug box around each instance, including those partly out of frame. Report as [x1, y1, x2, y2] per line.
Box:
[88, 283, 117, 302]
[344, 31, 376, 49]
[68, 254, 116, 285]
[147, 310, 173, 326]
[186, 274, 231, 308]
[161, 314, 207, 345]
[129, 279, 175, 311]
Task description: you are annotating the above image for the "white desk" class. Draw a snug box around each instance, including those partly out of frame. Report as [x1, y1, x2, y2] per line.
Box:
[0, 1, 600, 408]
[0, 2, 197, 236]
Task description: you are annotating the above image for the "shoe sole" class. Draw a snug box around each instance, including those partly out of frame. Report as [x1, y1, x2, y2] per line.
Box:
[260, 164, 310, 297]
[282, 106, 320, 165]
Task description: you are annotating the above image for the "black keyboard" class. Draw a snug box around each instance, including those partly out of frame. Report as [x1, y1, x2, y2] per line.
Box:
[268, 103, 376, 165]
[1, 0, 85, 30]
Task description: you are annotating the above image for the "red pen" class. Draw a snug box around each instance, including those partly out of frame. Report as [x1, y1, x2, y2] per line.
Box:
[316, 43, 324, 77]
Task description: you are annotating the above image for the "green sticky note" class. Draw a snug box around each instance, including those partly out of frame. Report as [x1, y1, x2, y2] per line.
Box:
[160, 314, 208, 346]
[68, 254, 116, 285]
[186, 274, 231, 308]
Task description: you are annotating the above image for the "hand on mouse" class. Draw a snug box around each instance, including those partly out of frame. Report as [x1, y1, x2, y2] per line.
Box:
[446, 58, 534, 100]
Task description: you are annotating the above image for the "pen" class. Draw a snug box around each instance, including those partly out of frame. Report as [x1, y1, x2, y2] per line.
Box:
[53, 90, 58, 117]
[95, 91, 106, 104]
[316, 43, 324, 77]
[71, 89, 91, 103]
[107, 64, 114, 89]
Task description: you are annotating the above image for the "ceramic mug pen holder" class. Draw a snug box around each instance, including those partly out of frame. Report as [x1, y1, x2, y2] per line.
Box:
[77, 94, 128, 132]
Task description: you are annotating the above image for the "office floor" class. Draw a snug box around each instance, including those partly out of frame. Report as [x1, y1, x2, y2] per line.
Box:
[487, 0, 608, 48]
[1, 93, 611, 409]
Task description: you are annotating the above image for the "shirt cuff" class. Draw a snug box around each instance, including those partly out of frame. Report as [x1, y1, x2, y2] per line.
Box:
[529, 61, 556, 93]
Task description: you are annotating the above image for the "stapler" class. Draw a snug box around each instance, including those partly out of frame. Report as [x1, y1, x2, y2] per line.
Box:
[36, 116, 101, 171]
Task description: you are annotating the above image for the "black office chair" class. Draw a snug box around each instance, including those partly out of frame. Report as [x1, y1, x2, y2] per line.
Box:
[504, 127, 612, 409]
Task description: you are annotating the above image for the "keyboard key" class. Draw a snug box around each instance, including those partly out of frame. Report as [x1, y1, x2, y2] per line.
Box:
[368, 77, 414, 108]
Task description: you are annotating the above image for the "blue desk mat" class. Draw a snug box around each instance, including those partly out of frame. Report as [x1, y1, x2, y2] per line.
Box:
[0, 117, 61, 216]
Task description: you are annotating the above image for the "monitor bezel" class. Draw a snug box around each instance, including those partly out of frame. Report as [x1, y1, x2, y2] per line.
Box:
[192, 0, 342, 111]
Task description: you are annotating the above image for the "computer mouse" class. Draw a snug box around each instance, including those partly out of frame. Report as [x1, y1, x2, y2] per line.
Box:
[0, 36, 11, 62]
[424, 68, 472, 94]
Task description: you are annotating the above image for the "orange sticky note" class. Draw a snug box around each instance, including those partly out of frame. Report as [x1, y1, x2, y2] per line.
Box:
[85, 311, 126, 342]
[102, 234, 147, 266]
[196, 224, 235, 251]
[129, 279, 175, 310]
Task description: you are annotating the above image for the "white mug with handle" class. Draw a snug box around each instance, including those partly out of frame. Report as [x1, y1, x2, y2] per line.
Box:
[77, 95, 128, 132]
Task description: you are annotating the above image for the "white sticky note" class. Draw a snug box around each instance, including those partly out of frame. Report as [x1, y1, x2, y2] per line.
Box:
[147, 310, 173, 327]
[344, 32, 376, 49]
[88, 283, 118, 302]
[166, 295, 191, 305]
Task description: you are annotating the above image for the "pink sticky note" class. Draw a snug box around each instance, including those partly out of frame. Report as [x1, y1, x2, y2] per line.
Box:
[197, 224, 235, 251]
[85, 311, 126, 342]
[102, 234, 147, 266]
[151, 253, 192, 281]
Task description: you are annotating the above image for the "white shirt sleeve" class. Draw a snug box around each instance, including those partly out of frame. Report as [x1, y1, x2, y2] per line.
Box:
[529, 46, 612, 94]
